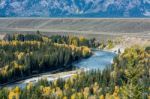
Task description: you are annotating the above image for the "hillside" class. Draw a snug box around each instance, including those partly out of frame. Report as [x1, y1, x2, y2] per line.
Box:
[0, 18, 150, 33]
[0, 0, 149, 17]
[0, 18, 150, 41]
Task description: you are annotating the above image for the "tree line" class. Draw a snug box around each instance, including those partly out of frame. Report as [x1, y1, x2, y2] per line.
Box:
[50, 35, 100, 48]
[0, 45, 149, 99]
[0, 33, 91, 84]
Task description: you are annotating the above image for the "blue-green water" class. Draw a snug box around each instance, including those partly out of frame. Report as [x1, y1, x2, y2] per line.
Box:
[74, 50, 116, 70]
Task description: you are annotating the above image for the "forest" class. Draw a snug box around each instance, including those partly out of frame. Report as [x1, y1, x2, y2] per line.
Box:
[0, 45, 149, 99]
[0, 33, 149, 99]
[0, 33, 94, 84]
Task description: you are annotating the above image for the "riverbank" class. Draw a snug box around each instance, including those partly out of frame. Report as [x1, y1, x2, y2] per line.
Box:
[6, 68, 84, 89]
[104, 45, 125, 54]
[104, 36, 150, 54]
[3, 50, 116, 89]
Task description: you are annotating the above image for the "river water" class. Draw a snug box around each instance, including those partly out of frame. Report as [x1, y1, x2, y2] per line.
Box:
[74, 50, 116, 70]
[4, 50, 116, 89]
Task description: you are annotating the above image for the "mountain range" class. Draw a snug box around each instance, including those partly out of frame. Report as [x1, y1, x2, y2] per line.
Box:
[0, 0, 149, 17]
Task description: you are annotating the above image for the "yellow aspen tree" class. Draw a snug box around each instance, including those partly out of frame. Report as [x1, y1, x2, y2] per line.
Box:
[53, 80, 58, 87]
[113, 86, 120, 99]
[27, 82, 33, 91]
[9, 86, 20, 99]
[77, 92, 83, 99]
[105, 93, 111, 99]
[64, 83, 69, 90]
[63, 96, 68, 99]
[71, 93, 76, 99]
[93, 82, 99, 95]
[42, 87, 51, 96]
[83, 87, 90, 99]
[88, 95, 97, 99]
[1, 65, 9, 76]
[55, 87, 63, 98]
[17, 52, 24, 60]
[99, 95, 104, 99]
[9, 91, 16, 99]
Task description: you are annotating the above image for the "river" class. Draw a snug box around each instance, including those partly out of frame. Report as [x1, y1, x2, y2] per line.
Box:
[4, 50, 116, 89]
[74, 50, 116, 70]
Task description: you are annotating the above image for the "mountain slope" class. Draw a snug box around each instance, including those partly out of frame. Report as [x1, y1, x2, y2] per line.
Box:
[0, 0, 149, 17]
[0, 18, 150, 34]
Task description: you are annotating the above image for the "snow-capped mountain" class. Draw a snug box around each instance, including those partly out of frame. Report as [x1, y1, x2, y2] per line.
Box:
[0, 0, 149, 17]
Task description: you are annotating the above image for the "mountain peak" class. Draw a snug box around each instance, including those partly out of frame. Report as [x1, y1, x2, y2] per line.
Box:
[0, 0, 149, 17]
